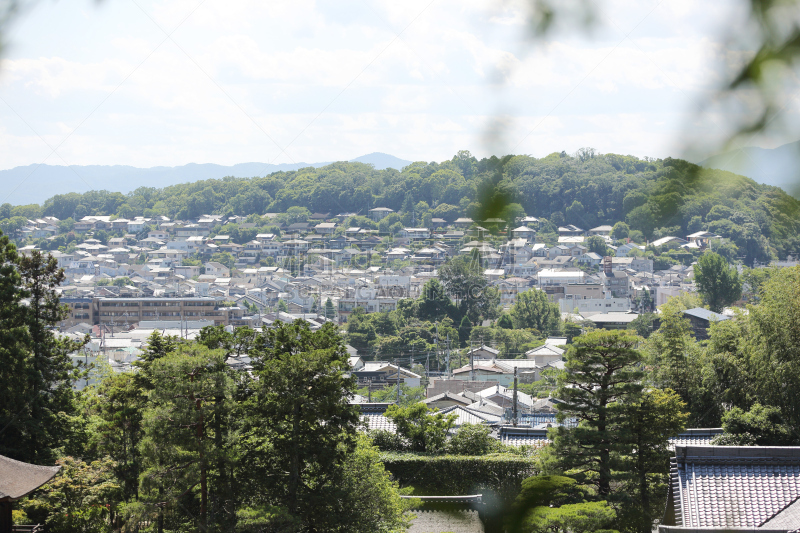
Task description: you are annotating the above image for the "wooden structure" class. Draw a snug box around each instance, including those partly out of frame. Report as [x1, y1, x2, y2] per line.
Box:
[0, 454, 60, 533]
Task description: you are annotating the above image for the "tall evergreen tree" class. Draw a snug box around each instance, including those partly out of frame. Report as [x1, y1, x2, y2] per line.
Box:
[324, 297, 335, 320]
[644, 299, 712, 426]
[459, 315, 472, 347]
[0, 246, 87, 463]
[0, 231, 28, 460]
[438, 255, 493, 323]
[553, 329, 644, 498]
[87, 372, 147, 502]
[619, 388, 688, 533]
[239, 320, 360, 528]
[133, 330, 180, 391]
[138, 344, 237, 531]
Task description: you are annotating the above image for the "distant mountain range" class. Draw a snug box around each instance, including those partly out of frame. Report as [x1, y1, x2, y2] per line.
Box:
[699, 141, 800, 199]
[0, 152, 413, 206]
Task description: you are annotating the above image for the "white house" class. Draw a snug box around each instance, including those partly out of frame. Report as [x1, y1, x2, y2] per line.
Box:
[537, 269, 586, 286]
[400, 228, 431, 240]
[205, 261, 230, 278]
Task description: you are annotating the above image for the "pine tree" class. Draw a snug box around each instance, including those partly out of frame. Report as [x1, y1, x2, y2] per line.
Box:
[87, 372, 147, 502]
[645, 304, 704, 422]
[552, 329, 643, 498]
[134, 330, 180, 390]
[619, 388, 688, 533]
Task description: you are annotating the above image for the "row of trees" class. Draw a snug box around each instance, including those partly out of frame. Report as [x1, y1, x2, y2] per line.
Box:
[18, 321, 412, 533]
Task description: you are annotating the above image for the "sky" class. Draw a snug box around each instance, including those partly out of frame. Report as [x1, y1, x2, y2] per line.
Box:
[0, 0, 786, 170]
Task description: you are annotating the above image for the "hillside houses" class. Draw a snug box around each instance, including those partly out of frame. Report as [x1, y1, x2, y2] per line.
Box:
[8, 209, 726, 340]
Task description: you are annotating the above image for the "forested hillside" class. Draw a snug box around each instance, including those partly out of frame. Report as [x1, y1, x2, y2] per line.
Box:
[5, 150, 800, 260]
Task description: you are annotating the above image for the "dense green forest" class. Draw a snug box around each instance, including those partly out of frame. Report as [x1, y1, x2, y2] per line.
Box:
[3, 150, 800, 262]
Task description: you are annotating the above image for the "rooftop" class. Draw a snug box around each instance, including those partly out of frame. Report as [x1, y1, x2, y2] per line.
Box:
[0, 454, 61, 501]
[668, 445, 800, 530]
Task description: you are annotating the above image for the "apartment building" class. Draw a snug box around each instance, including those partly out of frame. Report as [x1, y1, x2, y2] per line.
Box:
[60, 298, 96, 328]
[95, 297, 239, 327]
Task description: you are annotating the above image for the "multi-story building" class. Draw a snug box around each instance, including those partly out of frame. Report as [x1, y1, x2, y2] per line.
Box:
[60, 298, 96, 328]
[559, 297, 631, 314]
[337, 296, 400, 320]
[95, 297, 240, 327]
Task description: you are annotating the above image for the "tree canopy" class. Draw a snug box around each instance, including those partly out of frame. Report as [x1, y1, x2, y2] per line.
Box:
[694, 252, 743, 312]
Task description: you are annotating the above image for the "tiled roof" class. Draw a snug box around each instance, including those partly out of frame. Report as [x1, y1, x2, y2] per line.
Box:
[361, 413, 397, 433]
[764, 498, 800, 530]
[407, 510, 483, 533]
[668, 428, 724, 449]
[0, 454, 61, 500]
[422, 392, 473, 406]
[438, 405, 501, 427]
[466, 400, 505, 417]
[671, 446, 800, 530]
[498, 427, 550, 448]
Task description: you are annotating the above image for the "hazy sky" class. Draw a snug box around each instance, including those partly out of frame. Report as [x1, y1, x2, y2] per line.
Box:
[0, 0, 775, 169]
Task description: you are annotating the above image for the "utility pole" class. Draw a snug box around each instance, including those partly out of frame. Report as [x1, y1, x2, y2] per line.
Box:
[433, 322, 438, 378]
[396, 358, 401, 404]
[470, 340, 474, 382]
[513, 366, 518, 427]
[425, 351, 430, 381]
[367, 378, 372, 403]
[446, 333, 450, 377]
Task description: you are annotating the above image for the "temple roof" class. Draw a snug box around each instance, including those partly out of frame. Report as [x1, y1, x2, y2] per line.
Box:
[0, 454, 61, 501]
[667, 446, 800, 530]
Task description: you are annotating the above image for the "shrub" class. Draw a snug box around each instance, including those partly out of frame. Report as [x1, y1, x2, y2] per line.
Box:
[369, 429, 409, 452]
[379, 452, 537, 502]
[446, 424, 499, 456]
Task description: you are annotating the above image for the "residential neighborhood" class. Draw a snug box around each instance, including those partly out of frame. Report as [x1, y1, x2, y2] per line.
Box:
[8, 214, 764, 340]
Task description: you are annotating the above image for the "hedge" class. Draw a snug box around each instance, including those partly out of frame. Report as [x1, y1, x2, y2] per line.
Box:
[379, 452, 538, 502]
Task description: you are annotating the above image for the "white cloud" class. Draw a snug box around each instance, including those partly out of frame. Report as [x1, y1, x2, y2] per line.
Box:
[0, 0, 777, 173]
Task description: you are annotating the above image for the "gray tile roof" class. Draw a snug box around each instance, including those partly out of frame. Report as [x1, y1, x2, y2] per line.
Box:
[0, 454, 61, 500]
[407, 510, 484, 533]
[763, 498, 800, 530]
[422, 391, 473, 406]
[438, 405, 501, 427]
[498, 427, 550, 448]
[671, 445, 800, 530]
[668, 428, 724, 449]
[361, 413, 397, 433]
